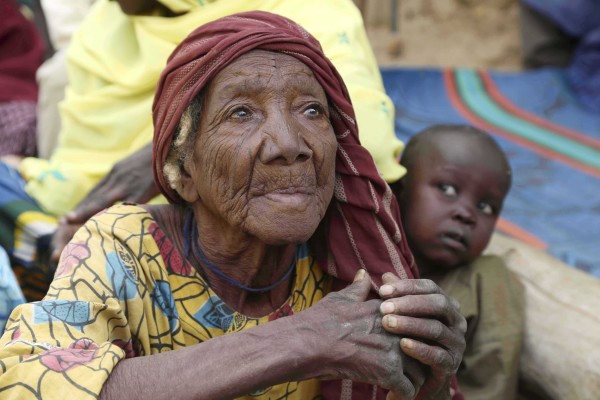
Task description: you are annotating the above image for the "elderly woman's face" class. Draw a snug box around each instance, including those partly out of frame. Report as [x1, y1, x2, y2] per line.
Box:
[184, 50, 337, 244]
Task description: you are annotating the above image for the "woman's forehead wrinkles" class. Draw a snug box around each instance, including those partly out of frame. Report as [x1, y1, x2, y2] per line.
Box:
[213, 63, 323, 99]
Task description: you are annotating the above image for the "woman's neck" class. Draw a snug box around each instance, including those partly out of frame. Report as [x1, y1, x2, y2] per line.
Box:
[192, 208, 298, 317]
[145, 204, 298, 317]
[198, 239, 297, 315]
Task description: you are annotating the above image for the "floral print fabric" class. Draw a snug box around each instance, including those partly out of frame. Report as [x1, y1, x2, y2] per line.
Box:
[0, 204, 329, 399]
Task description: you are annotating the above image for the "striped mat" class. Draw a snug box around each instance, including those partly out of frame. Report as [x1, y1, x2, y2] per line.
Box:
[381, 67, 600, 277]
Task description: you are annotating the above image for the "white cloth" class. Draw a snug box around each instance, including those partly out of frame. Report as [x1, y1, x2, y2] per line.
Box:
[40, 0, 97, 51]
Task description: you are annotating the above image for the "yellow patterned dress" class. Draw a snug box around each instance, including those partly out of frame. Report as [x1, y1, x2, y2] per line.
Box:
[0, 204, 330, 399]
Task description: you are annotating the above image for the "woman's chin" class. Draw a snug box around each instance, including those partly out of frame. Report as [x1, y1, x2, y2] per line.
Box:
[243, 212, 323, 245]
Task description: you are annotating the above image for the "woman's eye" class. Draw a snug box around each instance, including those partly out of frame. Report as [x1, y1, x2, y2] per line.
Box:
[439, 184, 457, 197]
[230, 106, 252, 119]
[303, 104, 324, 118]
[479, 202, 494, 215]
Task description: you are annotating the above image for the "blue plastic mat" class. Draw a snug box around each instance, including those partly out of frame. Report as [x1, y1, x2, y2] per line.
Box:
[381, 67, 600, 277]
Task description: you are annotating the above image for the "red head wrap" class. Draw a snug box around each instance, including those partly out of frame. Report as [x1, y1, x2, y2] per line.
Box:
[0, 0, 44, 102]
[152, 11, 417, 289]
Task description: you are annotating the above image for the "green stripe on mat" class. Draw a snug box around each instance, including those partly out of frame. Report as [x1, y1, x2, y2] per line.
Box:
[455, 70, 600, 170]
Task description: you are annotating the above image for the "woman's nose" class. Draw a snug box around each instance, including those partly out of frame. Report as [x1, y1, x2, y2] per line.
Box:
[259, 111, 312, 164]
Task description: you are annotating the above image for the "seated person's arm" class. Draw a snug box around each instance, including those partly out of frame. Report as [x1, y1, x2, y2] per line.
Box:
[51, 143, 158, 261]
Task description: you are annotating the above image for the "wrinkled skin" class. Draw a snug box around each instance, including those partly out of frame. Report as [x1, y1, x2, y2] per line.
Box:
[301, 271, 428, 399]
[169, 50, 337, 316]
[178, 50, 337, 247]
[301, 269, 466, 399]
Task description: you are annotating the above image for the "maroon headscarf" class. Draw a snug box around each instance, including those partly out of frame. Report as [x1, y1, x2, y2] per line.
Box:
[152, 11, 417, 289]
[0, 0, 44, 103]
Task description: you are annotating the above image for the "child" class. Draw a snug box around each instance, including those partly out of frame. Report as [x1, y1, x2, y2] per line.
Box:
[391, 124, 525, 400]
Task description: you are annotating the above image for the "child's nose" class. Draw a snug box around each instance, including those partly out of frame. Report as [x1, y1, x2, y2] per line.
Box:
[453, 203, 476, 225]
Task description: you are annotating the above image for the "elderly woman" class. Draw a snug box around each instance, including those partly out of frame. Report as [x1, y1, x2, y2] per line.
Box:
[0, 12, 466, 400]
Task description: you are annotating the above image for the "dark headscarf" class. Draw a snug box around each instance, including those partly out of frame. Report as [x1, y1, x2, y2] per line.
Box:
[152, 10, 417, 289]
[0, 0, 44, 102]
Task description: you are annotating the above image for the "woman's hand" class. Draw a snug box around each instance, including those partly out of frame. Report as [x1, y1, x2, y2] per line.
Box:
[378, 273, 467, 400]
[297, 270, 426, 400]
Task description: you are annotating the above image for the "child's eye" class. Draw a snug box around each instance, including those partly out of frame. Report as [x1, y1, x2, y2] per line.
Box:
[479, 202, 494, 215]
[439, 183, 457, 197]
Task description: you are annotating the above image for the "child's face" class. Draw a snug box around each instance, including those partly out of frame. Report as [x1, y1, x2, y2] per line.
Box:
[399, 142, 510, 271]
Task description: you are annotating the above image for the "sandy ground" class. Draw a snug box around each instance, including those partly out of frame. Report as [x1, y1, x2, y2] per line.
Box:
[358, 0, 523, 70]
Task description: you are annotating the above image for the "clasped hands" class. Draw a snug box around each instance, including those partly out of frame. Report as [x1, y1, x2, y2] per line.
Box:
[309, 269, 466, 400]
[377, 271, 466, 400]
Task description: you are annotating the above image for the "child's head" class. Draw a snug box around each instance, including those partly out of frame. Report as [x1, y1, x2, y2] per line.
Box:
[395, 124, 511, 275]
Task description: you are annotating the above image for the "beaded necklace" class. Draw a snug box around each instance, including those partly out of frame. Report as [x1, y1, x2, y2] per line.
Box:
[183, 211, 297, 293]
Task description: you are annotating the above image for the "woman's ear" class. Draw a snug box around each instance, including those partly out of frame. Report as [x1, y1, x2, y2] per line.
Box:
[177, 160, 200, 204]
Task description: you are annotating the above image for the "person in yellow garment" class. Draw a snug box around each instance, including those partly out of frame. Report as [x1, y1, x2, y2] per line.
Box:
[0, 0, 405, 301]
[0, 11, 466, 399]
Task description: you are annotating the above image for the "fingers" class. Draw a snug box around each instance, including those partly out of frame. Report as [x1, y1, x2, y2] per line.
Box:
[379, 295, 466, 360]
[376, 273, 466, 396]
[340, 269, 373, 302]
[401, 338, 450, 371]
[402, 356, 426, 397]
[378, 276, 464, 330]
[385, 369, 418, 400]
[380, 294, 463, 330]
[382, 314, 449, 341]
[379, 276, 443, 299]
[400, 337, 459, 378]
[66, 145, 159, 223]
[67, 187, 124, 223]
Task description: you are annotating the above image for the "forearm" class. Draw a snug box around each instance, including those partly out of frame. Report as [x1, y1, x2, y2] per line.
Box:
[100, 315, 317, 400]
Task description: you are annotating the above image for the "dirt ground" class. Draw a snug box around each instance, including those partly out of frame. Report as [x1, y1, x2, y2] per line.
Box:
[358, 0, 523, 70]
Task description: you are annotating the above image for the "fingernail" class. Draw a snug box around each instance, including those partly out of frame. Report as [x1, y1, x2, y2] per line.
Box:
[400, 338, 414, 349]
[380, 301, 394, 314]
[384, 315, 398, 328]
[353, 269, 366, 282]
[379, 284, 394, 296]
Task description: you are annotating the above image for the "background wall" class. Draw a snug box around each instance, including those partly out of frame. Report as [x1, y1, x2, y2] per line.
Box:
[355, 0, 522, 69]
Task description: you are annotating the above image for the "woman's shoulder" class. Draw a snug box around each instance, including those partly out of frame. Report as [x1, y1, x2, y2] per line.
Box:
[84, 203, 180, 238]
[84, 203, 188, 257]
[87, 203, 155, 230]
[88, 203, 185, 229]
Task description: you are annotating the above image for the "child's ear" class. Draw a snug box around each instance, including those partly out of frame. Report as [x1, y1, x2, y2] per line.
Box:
[177, 161, 200, 204]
